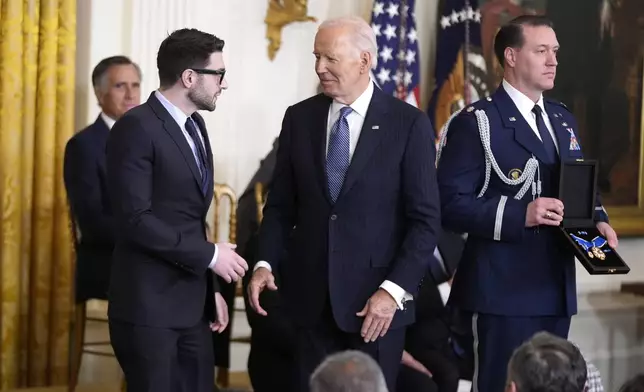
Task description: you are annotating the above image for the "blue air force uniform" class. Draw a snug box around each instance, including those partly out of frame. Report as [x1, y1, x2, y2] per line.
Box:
[436, 81, 608, 392]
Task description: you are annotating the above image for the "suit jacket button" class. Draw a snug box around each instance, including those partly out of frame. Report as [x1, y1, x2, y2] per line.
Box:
[330, 214, 337, 221]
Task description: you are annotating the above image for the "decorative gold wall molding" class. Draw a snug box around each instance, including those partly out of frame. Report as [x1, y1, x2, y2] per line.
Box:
[265, 0, 317, 60]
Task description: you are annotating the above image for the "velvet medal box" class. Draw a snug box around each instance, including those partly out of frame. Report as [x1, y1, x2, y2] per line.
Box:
[558, 160, 630, 275]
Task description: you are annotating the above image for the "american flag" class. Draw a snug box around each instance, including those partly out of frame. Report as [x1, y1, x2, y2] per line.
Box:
[370, 0, 420, 108]
[428, 0, 487, 135]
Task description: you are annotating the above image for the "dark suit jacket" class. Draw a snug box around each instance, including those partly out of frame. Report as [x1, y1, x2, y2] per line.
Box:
[64, 116, 114, 302]
[106, 92, 218, 328]
[257, 84, 441, 332]
[437, 85, 608, 317]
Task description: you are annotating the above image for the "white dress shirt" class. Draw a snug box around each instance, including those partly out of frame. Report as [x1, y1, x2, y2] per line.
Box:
[255, 80, 413, 310]
[154, 90, 218, 268]
[100, 112, 116, 130]
[502, 79, 559, 154]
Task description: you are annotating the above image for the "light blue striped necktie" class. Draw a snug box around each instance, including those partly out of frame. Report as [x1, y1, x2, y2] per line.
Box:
[326, 106, 352, 203]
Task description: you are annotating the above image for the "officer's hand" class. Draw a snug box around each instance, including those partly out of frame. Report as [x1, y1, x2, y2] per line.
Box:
[525, 197, 564, 227]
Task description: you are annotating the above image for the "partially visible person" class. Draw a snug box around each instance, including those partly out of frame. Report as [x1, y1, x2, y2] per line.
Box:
[106, 28, 248, 392]
[241, 139, 297, 392]
[505, 331, 587, 392]
[585, 361, 604, 392]
[619, 374, 644, 392]
[396, 231, 465, 392]
[310, 350, 389, 392]
[64, 55, 141, 303]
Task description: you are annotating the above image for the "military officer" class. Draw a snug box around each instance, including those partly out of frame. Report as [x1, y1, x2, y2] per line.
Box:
[436, 15, 618, 392]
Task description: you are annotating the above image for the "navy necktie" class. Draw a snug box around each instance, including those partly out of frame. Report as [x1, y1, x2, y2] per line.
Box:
[532, 105, 558, 163]
[326, 106, 352, 203]
[185, 117, 210, 195]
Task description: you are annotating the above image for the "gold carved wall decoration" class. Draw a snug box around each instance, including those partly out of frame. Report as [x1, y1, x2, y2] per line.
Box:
[265, 0, 317, 60]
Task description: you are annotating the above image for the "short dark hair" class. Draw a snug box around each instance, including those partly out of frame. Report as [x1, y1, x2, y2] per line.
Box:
[91, 56, 141, 89]
[619, 374, 644, 392]
[493, 15, 554, 68]
[507, 332, 587, 392]
[156, 28, 225, 88]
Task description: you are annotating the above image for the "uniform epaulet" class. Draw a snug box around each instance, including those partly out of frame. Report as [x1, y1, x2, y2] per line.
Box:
[463, 96, 493, 115]
[545, 98, 571, 112]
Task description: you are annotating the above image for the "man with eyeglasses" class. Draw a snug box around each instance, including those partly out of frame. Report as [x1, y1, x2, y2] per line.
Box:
[105, 28, 248, 392]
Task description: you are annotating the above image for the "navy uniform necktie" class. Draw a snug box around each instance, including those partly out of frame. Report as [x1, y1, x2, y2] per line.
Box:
[532, 105, 558, 163]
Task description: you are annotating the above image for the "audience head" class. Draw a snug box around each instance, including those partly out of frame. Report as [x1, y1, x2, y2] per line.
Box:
[494, 15, 558, 99]
[506, 331, 587, 392]
[156, 28, 228, 112]
[314, 16, 376, 105]
[92, 56, 141, 120]
[310, 350, 388, 392]
[619, 374, 644, 392]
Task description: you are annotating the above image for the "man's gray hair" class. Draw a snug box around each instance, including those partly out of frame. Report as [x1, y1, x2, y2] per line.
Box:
[318, 16, 378, 68]
[310, 350, 388, 392]
[507, 331, 587, 392]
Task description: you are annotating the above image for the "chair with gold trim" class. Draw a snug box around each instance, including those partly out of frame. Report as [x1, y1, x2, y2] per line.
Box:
[210, 183, 253, 389]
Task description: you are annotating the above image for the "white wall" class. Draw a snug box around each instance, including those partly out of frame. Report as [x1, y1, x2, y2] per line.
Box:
[75, 0, 643, 291]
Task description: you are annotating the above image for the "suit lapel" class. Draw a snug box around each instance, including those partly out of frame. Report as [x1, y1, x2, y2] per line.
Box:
[147, 92, 204, 197]
[310, 94, 333, 204]
[339, 85, 388, 199]
[94, 115, 110, 172]
[494, 87, 551, 165]
[545, 102, 572, 162]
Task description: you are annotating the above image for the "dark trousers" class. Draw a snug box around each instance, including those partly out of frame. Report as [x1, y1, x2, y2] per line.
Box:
[470, 313, 571, 392]
[109, 318, 214, 392]
[248, 339, 297, 392]
[396, 365, 438, 392]
[295, 302, 406, 392]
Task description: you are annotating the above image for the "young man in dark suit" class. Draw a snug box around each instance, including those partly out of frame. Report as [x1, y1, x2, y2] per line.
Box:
[106, 29, 248, 392]
[64, 56, 141, 303]
[248, 16, 441, 392]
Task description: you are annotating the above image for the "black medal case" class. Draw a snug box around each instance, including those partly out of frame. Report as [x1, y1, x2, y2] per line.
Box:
[558, 159, 630, 275]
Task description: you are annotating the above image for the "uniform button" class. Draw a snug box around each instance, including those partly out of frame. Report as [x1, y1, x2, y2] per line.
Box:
[330, 214, 337, 220]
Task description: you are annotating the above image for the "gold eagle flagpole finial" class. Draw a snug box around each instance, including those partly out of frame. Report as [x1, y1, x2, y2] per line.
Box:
[265, 0, 317, 60]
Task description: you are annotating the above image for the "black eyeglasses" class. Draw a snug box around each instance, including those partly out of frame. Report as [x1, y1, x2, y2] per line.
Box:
[192, 68, 225, 83]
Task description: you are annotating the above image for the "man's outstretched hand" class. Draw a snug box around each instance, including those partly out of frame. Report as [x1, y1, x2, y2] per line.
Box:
[247, 267, 278, 316]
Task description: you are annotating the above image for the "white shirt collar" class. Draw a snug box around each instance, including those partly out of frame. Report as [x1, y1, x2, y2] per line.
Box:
[502, 79, 546, 117]
[154, 90, 191, 128]
[330, 79, 374, 119]
[100, 112, 116, 130]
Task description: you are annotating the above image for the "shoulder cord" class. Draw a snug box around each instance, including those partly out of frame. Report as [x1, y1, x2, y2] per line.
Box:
[435, 108, 542, 201]
[474, 109, 541, 200]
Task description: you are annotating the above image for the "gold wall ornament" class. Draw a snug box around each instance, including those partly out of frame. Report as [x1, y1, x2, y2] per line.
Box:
[265, 0, 317, 60]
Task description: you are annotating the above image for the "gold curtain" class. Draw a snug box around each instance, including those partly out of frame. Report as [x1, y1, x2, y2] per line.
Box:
[0, 0, 75, 388]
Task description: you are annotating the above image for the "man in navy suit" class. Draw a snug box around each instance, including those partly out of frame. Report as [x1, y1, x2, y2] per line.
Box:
[437, 15, 619, 392]
[64, 55, 141, 303]
[106, 29, 248, 392]
[247, 16, 441, 391]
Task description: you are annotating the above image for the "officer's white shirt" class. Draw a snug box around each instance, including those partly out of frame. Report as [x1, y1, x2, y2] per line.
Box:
[502, 79, 559, 154]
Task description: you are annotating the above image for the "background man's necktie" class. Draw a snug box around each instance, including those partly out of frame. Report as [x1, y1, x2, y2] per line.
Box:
[532, 105, 558, 163]
[326, 106, 352, 202]
[185, 117, 210, 195]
